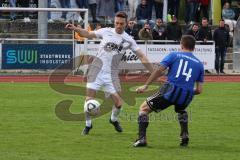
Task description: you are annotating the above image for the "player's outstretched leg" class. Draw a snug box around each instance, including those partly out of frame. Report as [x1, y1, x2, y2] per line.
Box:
[109, 105, 123, 132]
[133, 113, 148, 147]
[82, 111, 93, 135]
[178, 111, 189, 146]
[133, 101, 151, 147]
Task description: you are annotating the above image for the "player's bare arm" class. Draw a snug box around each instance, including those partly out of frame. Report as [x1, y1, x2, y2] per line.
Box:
[65, 23, 97, 39]
[136, 65, 166, 93]
[194, 82, 203, 95]
[135, 49, 154, 73]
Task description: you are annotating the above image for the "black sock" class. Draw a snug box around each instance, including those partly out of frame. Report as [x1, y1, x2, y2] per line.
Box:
[178, 111, 188, 137]
[138, 114, 149, 139]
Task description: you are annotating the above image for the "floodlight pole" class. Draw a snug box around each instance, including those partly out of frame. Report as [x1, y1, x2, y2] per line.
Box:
[38, 0, 48, 43]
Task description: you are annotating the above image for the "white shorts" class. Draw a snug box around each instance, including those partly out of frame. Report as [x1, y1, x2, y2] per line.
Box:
[87, 70, 121, 94]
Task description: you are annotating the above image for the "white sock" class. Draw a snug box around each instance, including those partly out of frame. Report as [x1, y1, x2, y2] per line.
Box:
[111, 106, 121, 122]
[85, 112, 92, 127]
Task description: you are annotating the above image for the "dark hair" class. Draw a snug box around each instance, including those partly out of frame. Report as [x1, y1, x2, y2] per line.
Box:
[181, 35, 196, 51]
[129, 17, 136, 21]
[191, 23, 199, 31]
[192, 23, 199, 27]
[202, 17, 208, 21]
[115, 11, 128, 22]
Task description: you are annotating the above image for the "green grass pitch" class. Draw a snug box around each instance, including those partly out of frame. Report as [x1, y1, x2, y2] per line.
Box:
[0, 82, 240, 160]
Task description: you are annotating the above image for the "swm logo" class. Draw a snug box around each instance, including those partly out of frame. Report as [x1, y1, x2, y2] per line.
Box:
[6, 50, 38, 64]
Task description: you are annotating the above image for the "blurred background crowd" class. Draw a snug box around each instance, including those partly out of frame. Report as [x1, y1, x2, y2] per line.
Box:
[0, 0, 239, 74]
[0, 0, 239, 25]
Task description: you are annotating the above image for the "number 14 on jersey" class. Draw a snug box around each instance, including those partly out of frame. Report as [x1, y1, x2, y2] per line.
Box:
[176, 59, 192, 81]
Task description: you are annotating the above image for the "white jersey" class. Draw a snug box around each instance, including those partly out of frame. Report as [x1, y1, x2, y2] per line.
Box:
[92, 27, 140, 73]
[87, 28, 140, 94]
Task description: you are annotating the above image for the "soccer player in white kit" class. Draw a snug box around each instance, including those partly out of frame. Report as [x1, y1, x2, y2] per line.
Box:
[65, 11, 153, 135]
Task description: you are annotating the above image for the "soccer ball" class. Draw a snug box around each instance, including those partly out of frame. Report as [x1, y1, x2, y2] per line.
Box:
[84, 99, 100, 116]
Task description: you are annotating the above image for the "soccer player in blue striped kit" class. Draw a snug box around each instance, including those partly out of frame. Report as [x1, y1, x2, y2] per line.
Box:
[134, 35, 204, 147]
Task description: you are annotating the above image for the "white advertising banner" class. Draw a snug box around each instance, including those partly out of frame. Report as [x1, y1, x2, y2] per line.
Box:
[120, 44, 146, 63]
[77, 43, 146, 64]
[76, 42, 215, 70]
[147, 44, 215, 69]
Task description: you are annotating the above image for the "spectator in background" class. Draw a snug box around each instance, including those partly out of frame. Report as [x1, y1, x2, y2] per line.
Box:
[89, 0, 99, 23]
[221, 0, 232, 7]
[213, 19, 229, 74]
[154, 0, 163, 19]
[185, 0, 200, 24]
[138, 22, 153, 40]
[125, 18, 139, 40]
[168, 0, 180, 19]
[198, 17, 212, 74]
[185, 23, 200, 40]
[75, 0, 88, 18]
[166, 16, 182, 41]
[48, 0, 54, 23]
[97, 0, 115, 24]
[59, 0, 70, 21]
[115, 0, 125, 12]
[9, 0, 16, 22]
[147, 0, 154, 19]
[197, 0, 210, 21]
[19, 0, 31, 22]
[152, 18, 166, 40]
[232, 1, 240, 19]
[198, 17, 212, 42]
[136, 0, 154, 28]
[128, 0, 139, 19]
[222, 2, 237, 36]
[184, 0, 191, 24]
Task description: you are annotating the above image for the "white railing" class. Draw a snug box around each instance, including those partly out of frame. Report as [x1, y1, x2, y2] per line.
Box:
[0, 7, 88, 12]
[0, 7, 89, 29]
[0, 38, 73, 42]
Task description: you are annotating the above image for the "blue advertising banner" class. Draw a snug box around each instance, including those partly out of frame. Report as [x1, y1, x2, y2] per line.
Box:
[2, 44, 73, 69]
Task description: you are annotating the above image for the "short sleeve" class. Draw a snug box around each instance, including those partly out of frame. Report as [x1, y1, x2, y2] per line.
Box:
[94, 28, 108, 39]
[129, 38, 140, 52]
[160, 52, 177, 68]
